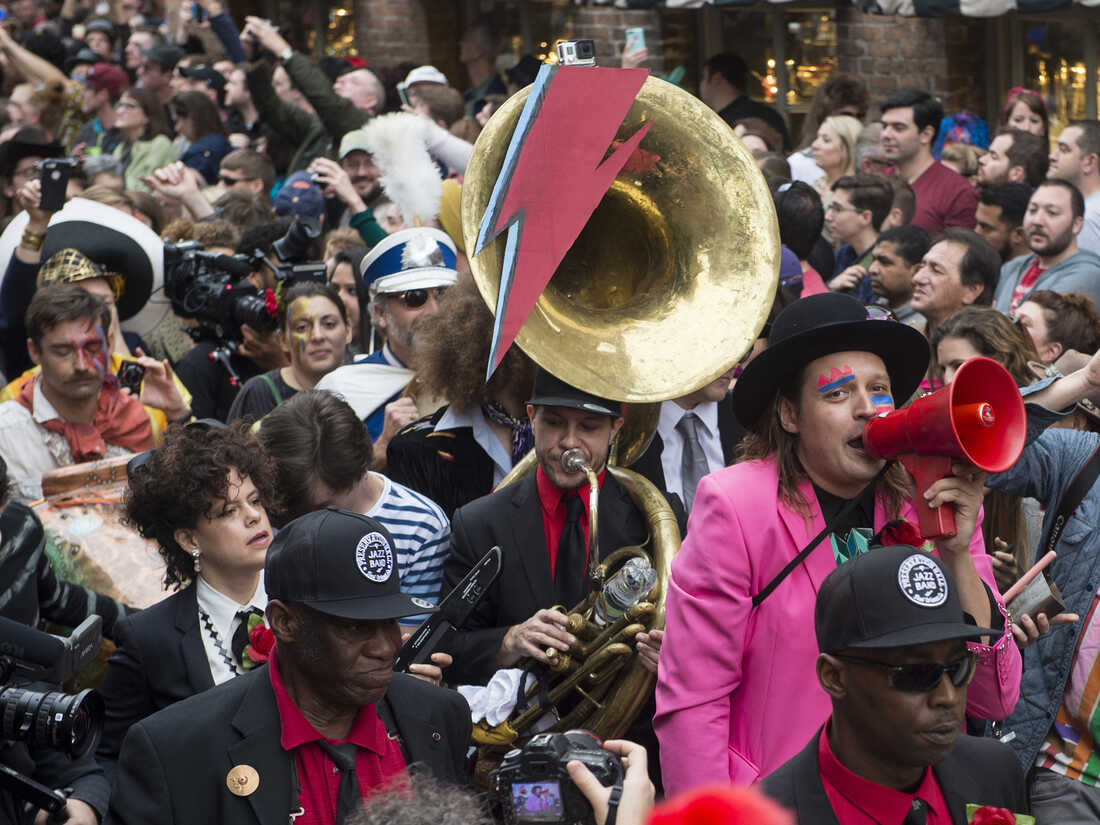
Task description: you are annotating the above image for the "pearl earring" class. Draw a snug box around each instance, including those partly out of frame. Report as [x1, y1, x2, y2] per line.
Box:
[192, 548, 201, 573]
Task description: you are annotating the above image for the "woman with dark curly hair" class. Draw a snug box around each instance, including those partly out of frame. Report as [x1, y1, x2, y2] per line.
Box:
[385, 278, 535, 519]
[95, 421, 278, 774]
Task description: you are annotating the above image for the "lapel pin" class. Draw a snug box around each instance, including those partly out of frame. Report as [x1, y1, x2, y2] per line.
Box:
[226, 764, 260, 797]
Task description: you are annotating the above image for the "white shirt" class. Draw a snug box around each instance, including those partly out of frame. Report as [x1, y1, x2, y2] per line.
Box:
[435, 404, 513, 486]
[1078, 190, 1100, 257]
[195, 576, 267, 685]
[0, 382, 131, 503]
[655, 400, 725, 506]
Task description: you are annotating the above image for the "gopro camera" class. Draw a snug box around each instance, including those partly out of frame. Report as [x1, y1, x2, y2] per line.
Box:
[37, 157, 79, 212]
[556, 39, 597, 67]
[489, 730, 622, 825]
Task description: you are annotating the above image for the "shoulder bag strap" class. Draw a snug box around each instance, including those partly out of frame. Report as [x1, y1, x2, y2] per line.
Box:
[1042, 442, 1100, 554]
[259, 372, 284, 406]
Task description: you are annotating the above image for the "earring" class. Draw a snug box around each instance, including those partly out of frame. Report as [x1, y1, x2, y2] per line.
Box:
[192, 548, 201, 574]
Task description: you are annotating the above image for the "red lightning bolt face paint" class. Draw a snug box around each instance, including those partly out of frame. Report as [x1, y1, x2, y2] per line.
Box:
[817, 364, 855, 393]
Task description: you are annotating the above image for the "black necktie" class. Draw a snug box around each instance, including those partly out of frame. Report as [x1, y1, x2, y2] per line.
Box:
[230, 606, 263, 668]
[902, 797, 928, 825]
[554, 495, 587, 607]
[316, 740, 360, 825]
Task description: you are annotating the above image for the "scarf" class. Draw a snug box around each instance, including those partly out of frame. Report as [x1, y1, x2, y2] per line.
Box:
[16, 375, 154, 463]
[482, 402, 533, 467]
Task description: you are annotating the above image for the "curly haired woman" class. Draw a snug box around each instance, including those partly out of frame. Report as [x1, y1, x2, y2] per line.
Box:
[95, 421, 278, 774]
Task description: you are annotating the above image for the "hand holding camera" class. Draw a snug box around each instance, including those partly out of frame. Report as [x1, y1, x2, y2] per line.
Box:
[308, 157, 364, 214]
[243, 16, 290, 57]
[568, 740, 653, 825]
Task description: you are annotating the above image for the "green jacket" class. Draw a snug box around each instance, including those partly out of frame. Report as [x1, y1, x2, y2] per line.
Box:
[284, 52, 369, 143]
[115, 134, 177, 193]
[246, 60, 330, 174]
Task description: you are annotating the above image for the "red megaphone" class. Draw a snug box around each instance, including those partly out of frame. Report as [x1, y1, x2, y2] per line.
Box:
[862, 357, 1026, 540]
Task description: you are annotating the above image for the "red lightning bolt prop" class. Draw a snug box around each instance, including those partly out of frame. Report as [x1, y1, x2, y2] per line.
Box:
[475, 65, 651, 377]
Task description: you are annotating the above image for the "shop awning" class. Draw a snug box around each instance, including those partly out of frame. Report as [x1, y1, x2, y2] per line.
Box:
[661, 0, 1096, 15]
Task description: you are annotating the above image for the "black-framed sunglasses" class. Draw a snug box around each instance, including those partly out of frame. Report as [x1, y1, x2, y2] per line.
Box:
[834, 652, 977, 693]
[396, 286, 447, 309]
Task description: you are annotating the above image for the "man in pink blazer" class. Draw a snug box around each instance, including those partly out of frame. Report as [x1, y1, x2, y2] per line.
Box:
[653, 292, 1022, 796]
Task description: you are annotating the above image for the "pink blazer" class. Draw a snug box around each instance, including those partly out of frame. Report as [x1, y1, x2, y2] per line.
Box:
[653, 457, 1022, 797]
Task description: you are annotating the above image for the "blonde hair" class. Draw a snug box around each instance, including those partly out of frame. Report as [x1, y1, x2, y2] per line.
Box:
[821, 115, 863, 178]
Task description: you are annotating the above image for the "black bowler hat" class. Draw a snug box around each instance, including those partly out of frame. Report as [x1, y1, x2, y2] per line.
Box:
[265, 508, 437, 621]
[527, 367, 622, 417]
[731, 292, 929, 429]
[815, 546, 999, 654]
[0, 126, 61, 179]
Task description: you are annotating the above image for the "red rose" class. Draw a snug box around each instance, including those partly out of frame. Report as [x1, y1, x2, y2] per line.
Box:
[245, 623, 275, 666]
[879, 519, 924, 547]
[264, 288, 279, 316]
[971, 806, 1016, 825]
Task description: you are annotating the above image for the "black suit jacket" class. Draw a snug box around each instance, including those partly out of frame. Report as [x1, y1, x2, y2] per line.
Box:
[96, 583, 214, 777]
[105, 666, 471, 825]
[441, 472, 649, 685]
[760, 729, 1029, 825]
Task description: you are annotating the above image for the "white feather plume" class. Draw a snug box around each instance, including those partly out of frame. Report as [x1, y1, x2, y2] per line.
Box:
[361, 113, 442, 227]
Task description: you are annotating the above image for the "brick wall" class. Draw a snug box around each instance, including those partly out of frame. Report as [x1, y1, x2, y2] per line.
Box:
[569, 7, 666, 74]
[354, 0, 431, 67]
[836, 7, 986, 116]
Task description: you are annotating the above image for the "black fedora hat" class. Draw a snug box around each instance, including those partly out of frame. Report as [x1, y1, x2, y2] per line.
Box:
[0, 126, 61, 178]
[731, 293, 929, 428]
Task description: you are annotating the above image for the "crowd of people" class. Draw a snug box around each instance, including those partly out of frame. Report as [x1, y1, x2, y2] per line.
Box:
[4, 0, 1100, 822]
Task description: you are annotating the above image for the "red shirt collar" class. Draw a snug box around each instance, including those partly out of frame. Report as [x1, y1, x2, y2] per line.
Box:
[535, 463, 605, 516]
[268, 649, 390, 756]
[817, 721, 948, 822]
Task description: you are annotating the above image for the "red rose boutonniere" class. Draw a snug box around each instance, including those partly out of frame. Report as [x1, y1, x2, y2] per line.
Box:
[966, 804, 1034, 825]
[242, 613, 275, 669]
[877, 518, 924, 548]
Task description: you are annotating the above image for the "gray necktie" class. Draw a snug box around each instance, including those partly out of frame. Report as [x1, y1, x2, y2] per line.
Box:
[676, 412, 709, 512]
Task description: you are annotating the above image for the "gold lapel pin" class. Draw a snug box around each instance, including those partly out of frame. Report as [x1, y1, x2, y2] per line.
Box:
[227, 764, 260, 797]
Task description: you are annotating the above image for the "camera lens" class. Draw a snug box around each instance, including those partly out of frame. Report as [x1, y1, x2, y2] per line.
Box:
[229, 293, 279, 333]
[0, 686, 104, 758]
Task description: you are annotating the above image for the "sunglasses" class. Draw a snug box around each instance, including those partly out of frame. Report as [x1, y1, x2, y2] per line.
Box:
[835, 652, 977, 693]
[395, 287, 447, 308]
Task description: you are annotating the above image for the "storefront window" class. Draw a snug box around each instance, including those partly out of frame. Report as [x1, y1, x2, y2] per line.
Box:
[1021, 20, 1088, 136]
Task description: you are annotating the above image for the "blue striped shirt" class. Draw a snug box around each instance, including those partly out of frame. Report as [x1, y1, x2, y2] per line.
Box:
[365, 473, 451, 622]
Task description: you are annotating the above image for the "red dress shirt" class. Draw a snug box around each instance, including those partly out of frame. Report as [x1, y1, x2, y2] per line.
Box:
[535, 464, 605, 577]
[269, 650, 407, 825]
[817, 723, 949, 825]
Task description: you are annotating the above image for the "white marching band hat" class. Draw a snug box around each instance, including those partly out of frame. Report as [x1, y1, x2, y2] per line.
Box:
[361, 227, 458, 294]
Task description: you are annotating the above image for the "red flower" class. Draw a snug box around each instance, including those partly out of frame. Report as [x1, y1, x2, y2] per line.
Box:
[878, 519, 924, 547]
[244, 622, 275, 668]
[971, 806, 1016, 825]
[264, 288, 279, 316]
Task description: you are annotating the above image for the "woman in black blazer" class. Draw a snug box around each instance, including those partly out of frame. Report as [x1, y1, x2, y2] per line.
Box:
[96, 422, 279, 775]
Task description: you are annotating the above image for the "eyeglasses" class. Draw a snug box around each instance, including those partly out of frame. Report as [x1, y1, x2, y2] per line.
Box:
[395, 287, 447, 308]
[218, 174, 249, 186]
[826, 202, 862, 214]
[115, 100, 140, 110]
[834, 652, 977, 693]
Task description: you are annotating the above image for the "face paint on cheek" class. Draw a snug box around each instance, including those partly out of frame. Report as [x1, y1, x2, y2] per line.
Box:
[817, 365, 855, 393]
[871, 393, 894, 414]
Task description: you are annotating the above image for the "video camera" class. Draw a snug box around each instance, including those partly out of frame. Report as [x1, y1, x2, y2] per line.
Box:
[163, 216, 327, 380]
[0, 616, 105, 819]
[489, 730, 622, 825]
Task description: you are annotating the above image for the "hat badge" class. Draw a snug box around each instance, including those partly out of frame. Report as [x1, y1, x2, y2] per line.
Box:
[897, 553, 948, 608]
[355, 531, 394, 583]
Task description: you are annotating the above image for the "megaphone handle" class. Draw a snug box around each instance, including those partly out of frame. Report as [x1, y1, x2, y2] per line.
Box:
[898, 454, 957, 540]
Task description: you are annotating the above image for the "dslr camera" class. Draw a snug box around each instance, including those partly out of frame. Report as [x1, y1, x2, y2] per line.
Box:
[489, 730, 622, 825]
[0, 615, 105, 818]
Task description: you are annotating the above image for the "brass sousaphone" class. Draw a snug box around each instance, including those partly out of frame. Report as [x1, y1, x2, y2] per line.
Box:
[460, 72, 780, 750]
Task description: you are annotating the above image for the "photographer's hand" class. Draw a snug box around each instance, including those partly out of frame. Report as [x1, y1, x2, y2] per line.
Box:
[238, 325, 290, 371]
[130, 348, 191, 421]
[243, 16, 291, 56]
[145, 162, 214, 219]
[567, 740, 654, 825]
[15, 179, 53, 264]
[34, 798, 97, 825]
[308, 157, 366, 214]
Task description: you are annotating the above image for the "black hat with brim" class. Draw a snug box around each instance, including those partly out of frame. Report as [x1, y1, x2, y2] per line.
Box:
[0, 127, 62, 178]
[527, 367, 622, 418]
[731, 292, 930, 429]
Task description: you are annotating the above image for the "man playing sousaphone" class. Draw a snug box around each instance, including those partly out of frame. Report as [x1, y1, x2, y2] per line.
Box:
[654, 292, 1023, 796]
[440, 367, 666, 781]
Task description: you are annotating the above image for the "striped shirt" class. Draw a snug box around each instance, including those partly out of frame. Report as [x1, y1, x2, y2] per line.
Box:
[1037, 592, 1100, 783]
[363, 473, 451, 621]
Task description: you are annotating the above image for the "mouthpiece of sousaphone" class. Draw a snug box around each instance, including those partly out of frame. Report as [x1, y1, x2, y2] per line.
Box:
[561, 449, 591, 473]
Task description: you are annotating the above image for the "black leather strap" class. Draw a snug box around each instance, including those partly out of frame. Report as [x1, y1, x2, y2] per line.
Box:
[752, 465, 888, 609]
[1043, 442, 1100, 554]
[605, 780, 623, 825]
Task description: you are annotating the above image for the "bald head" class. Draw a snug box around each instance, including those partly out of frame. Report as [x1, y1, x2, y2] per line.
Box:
[333, 69, 383, 115]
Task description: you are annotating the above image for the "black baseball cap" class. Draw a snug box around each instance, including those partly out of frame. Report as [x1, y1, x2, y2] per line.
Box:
[140, 43, 184, 69]
[179, 65, 226, 92]
[265, 508, 437, 621]
[527, 367, 622, 418]
[815, 545, 999, 654]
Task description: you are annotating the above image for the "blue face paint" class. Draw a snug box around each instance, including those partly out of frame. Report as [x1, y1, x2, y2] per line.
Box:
[872, 393, 894, 414]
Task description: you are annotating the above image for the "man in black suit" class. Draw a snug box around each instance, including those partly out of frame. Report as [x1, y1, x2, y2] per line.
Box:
[106, 509, 471, 825]
[441, 368, 661, 685]
[761, 545, 1028, 824]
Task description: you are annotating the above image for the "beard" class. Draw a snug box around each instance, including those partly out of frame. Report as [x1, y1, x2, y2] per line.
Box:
[1029, 224, 1075, 258]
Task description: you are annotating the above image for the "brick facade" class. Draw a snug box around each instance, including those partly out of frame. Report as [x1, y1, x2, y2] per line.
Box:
[354, 0, 431, 67]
